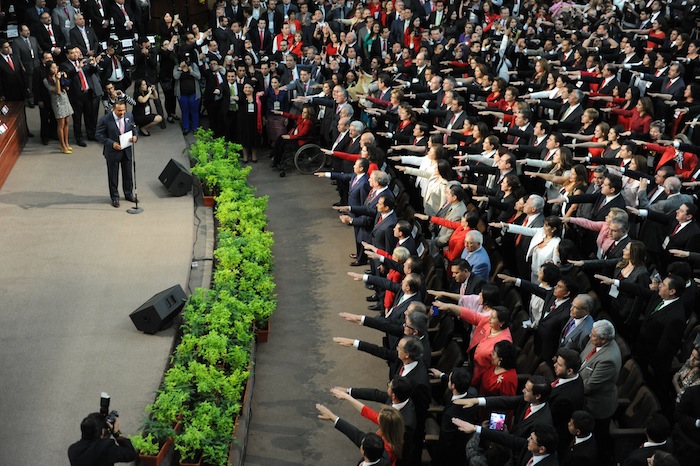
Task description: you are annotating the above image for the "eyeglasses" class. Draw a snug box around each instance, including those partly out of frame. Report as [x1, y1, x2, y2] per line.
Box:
[403, 323, 416, 332]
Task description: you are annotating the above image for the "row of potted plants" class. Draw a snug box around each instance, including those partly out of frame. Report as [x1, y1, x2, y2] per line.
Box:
[130, 129, 276, 466]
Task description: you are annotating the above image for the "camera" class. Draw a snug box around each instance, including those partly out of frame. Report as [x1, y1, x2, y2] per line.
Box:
[99, 392, 119, 433]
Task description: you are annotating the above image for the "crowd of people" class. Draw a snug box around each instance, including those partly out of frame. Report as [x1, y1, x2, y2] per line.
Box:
[196, 0, 700, 465]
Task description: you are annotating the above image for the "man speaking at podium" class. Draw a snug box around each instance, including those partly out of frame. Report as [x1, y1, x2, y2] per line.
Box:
[95, 101, 137, 208]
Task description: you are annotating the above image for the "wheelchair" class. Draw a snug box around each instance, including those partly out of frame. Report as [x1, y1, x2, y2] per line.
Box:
[275, 130, 326, 177]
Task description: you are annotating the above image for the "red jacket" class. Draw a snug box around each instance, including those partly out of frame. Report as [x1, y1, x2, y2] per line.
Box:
[648, 143, 699, 179]
[611, 107, 652, 134]
[282, 112, 314, 146]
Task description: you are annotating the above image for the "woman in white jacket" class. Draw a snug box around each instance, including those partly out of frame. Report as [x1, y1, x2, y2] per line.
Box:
[388, 144, 443, 198]
[397, 159, 455, 216]
[491, 215, 563, 282]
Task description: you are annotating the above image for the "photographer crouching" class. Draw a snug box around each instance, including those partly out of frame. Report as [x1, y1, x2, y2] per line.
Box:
[68, 394, 137, 466]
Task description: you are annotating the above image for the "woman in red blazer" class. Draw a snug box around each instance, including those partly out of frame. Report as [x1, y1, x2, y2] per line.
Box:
[270, 106, 316, 167]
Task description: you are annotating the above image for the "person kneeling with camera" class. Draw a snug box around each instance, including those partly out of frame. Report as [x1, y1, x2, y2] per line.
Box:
[68, 412, 136, 466]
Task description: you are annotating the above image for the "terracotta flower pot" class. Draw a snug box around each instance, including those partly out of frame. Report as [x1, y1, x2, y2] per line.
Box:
[138, 437, 173, 466]
[255, 321, 270, 343]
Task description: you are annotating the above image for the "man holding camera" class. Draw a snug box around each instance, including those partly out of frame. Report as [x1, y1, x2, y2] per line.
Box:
[68, 412, 136, 466]
[61, 46, 101, 146]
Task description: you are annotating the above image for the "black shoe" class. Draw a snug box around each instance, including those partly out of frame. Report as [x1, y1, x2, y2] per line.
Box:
[160, 120, 167, 129]
[125, 196, 137, 202]
[27, 131, 34, 137]
[173, 115, 180, 121]
[139, 129, 151, 137]
[182, 129, 190, 135]
[364, 269, 372, 274]
[350, 260, 367, 267]
[76, 140, 87, 147]
[111, 200, 120, 208]
[367, 303, 383, 311]
[366, 294, 379, 302]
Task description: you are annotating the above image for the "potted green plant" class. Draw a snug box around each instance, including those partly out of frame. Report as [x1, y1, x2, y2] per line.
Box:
[129, 418, 176, 466]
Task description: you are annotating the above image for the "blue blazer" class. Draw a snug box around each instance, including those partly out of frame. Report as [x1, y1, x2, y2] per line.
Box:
[330, 172, 369, 207]
[96, 111, 136, 161]
[462, 247, 491, 282]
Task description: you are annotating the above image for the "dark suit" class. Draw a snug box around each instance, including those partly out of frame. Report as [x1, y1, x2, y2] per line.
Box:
[567, 192, 626, 222]
[84, 0, 111, 42]
[33, 23, 65, 54]
[334, 418, 391, 466]
[431, 389, 479, 466]
[520, 280, 572, 363]
[483, 396, 553, 440]
[673, 385, 700, 464]
[549, 377, 585, 447]
[68, 25, 100, 57]
[332, 172, 370, 208]
[249, 27, 273, 54]
[561, 436, 598, 466]
[95, 111, 136, 202]
[202, 69, 228, 138]
[364, 275, 420, 353]
[479, 426, 559, 466]
[109, 2, 138, 40]
[622, 442, 673, 466]
[350, 389, 417, 465]
[0, 52, 26, 103]
[33, 62, 56, 142]
[393, 359, 430, 446]
[556, 102, 584, 132]
[61, 59, 100, 141]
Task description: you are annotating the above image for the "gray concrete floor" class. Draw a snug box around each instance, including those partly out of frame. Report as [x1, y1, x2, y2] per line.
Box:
[0, 107, 194, 464]
[245, 165, 391, 465]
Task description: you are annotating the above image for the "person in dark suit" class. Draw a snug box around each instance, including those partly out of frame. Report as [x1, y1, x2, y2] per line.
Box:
[338, 170, 394, 266]
[673, 384, 700, 465]
[643, 202, 700, 274]
[339, 377, 418, 466]
[61, 46, 101, 146]
[389, 8, 412, 45]
[109, 0, 137, 40]
[315, 404, 392, 466]
[555, 89, 585, 132]
[33, 50, 56, 144]
[449, 258, 485, 296]
[427, 367, 479, 466]
[561, 410, 598, 466]
[34, 11, 65, 59]
[558, 294, 595, 354]
[550, 348, 585, 449]
[453, 420, 560, 466]
[69, 14, 100, 57]
[620, 273, 687, 399]
[249, 18, 273, 55]
[0, 40, 27, 102]
[517, 276, 577, 365]
[317, 157, 370, 208]
[392, 336, 430, 448]
[563, 174, 626, 222]
[68, 412, 137, 466]
[95, 101, 137, 207]
[83, 0, 110, 42]
[457, 375, 554, 447]
[622, 414, 672, 466]
[202, 59, 228, 138]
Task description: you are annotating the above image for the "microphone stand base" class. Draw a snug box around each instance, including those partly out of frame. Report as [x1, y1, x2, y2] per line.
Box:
[127, 206, 143, 214]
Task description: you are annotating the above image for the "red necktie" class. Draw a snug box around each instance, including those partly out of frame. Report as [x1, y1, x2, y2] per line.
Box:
[515, 217, 529, 246]
[113, 55, 118, 71]
[376, 215, 383, 225]
[666, 80, 672, 90]
[414, 138, 418, 145]
[47, 26, 56, 46]
[260, 31, 264, 50]
[64, 6, 69, 18]
[671, 223, 681, 236]
[585, 348, 597, 361]
[655, 69, 662, 77]
[118, 118, 124, 134]
[75, 61, 88, 90]
[398, 365, 405, 376]
[6, 56, 14, 71]
[551, 379, 560, 388]
[524, 406, 532, 418]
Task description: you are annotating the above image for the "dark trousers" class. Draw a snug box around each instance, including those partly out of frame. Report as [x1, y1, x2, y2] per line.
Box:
[161, 83, 177, 116]
[39, 103, 56, 142]
[106, 152, 133, 201]
[69, 91, 98, 141]
[271, 137, 298, 165]
[204, 99, 226, 138]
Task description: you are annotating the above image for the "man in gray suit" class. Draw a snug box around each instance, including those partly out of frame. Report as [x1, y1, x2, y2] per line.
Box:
[283, 66, 317, 115]
[432, 183, 468, 252]
[559, 294, 595, 353]
[579, 319, 621, 461]
[12, 24, 41, 107]
[52, 0, 76, 43]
